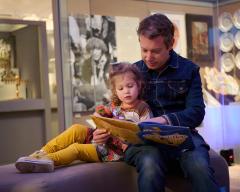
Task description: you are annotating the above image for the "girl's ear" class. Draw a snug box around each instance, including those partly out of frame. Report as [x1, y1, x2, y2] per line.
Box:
[138, 80, 145, 98]
[137, 82, 142, 95]
[167, 38, 174, 51]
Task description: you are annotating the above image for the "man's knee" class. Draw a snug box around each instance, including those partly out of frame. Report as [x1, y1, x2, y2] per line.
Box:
[183, 153, 211, 178]
[136, 147, 166, 175]
[140, 155, 163, 175]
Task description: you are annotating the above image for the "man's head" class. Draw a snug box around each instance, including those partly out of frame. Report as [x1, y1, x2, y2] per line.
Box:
[137, 13, 174, 48]
[137, 14, 175, 71]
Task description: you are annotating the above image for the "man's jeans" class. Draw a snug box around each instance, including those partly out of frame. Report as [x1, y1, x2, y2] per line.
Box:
[124, 138, 219, 192]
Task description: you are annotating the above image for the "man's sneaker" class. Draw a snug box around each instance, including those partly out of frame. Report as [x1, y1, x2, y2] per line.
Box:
[15, 152, 54, 173]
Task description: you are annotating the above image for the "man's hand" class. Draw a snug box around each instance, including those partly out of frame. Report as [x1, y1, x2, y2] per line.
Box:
[122, 143, 129, 152]
[93, 128, 111, 144]
[141, 116, 169, 125]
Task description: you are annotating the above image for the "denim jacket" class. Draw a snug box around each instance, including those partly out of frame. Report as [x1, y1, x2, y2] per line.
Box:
[135, 50, 205, 129]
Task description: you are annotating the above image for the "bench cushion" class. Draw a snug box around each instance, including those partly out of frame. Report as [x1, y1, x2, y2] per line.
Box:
[0, 149, 229, 192]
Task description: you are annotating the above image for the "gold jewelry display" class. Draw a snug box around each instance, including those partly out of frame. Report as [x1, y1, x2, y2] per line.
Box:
[0, 39, 25, 99]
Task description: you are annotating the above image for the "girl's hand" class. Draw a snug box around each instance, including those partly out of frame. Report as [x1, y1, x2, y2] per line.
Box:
[93, 112, 101, 117]
[93, 128, 111, 144]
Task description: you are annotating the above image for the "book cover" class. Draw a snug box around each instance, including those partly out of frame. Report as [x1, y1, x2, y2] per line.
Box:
[138, 122, 194, 151]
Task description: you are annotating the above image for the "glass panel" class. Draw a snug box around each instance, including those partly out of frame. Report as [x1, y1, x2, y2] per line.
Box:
[57, 0, 240, 165]
[0, 0, 58, 139]
[0, 0, 55, 106]
[215, 0, 240, 164]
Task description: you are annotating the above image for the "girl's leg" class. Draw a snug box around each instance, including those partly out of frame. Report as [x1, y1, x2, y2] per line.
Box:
[15, 124, 93, 173]
[42, 124, 90, 153]
[47, 143, 100, 166]
[15, 143, 100, 173]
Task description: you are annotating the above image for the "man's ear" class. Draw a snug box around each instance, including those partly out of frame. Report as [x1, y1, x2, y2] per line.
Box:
[171, 38, 175, 48]
[167, 38, 174, 50]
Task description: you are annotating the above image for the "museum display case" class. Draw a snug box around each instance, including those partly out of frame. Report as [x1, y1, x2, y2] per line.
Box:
[0, 19, 45, 100]
[0, 18, 51, 164]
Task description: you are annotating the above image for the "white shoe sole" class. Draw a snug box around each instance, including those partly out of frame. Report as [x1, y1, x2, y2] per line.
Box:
[15, 158, 54, 173]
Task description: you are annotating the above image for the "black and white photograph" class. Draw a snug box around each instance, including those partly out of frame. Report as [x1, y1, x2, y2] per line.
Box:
[69, 14, 117, 112]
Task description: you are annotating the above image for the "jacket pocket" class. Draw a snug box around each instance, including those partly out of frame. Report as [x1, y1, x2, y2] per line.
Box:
[167, 80, 189, 100]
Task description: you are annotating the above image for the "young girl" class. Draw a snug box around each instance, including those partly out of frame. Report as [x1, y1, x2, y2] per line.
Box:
[15, 62, 153, 173]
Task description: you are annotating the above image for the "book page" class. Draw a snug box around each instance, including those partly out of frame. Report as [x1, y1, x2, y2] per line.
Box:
[91, 115, 142, 144]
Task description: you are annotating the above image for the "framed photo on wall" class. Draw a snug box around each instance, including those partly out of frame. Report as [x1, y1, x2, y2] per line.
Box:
[186, 14, 214, 66]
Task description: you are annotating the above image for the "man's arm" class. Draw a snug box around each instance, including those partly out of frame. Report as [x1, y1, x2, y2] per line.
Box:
[141, 116, 169, 124]
[164, 66, 205, 128]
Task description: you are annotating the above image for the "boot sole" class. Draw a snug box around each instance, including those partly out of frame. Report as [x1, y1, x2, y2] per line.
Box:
[15, 159, 54, 173]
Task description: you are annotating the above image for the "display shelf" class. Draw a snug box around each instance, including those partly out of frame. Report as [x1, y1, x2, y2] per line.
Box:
[0, 99, 46, 112]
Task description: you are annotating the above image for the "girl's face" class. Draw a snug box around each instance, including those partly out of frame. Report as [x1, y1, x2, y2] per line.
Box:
[114, 72, 140, 108]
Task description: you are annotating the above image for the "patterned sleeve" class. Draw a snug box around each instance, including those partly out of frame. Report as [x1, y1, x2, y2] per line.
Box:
[95, 104, 113, 118]
[107, 136, 125, 155]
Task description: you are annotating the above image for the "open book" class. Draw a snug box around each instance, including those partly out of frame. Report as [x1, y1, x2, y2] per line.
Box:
[91, 115, 142, 144]
[91, 115, 194, 151]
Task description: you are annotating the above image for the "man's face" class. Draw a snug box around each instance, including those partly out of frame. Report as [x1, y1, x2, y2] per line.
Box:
[139, 35, 173, 71]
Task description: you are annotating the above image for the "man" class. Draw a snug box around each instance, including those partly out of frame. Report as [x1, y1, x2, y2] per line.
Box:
[93, 13, 219, 192]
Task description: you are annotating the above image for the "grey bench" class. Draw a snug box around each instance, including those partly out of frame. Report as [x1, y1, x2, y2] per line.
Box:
[0, 149, 229, 192]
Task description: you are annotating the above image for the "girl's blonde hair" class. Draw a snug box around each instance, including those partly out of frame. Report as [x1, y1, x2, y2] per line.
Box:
[109, 62, 145, 106]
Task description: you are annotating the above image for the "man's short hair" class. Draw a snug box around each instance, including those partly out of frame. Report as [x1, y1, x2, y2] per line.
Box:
[137, 13, 174, 48]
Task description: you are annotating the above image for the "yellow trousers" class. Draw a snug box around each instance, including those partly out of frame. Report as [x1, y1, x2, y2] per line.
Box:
[41, 124, 100, 166]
